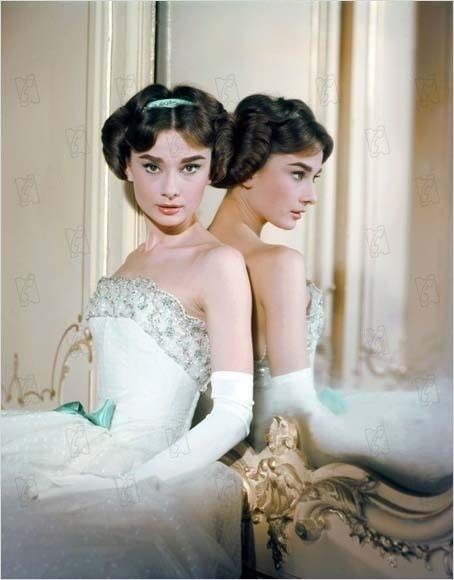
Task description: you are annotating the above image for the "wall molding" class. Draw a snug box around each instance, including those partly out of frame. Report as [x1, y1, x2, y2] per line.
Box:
[82, 1, 156, 408]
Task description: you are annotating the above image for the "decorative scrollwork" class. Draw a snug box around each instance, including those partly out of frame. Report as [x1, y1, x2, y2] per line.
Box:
[230, 416, 311, 568]
[1, 352, 54, 405]
[299, 512, 453, 577]
[1, 314, 93, 409]
[296, 471, 452, 576]
[266, 415, 299, 455]
[346, 518, 453, 576]
[302, 474, 377, 520]
[51, 314, 94, 406]
[230, 414, 453, 576]
[243, 457, 306, 569]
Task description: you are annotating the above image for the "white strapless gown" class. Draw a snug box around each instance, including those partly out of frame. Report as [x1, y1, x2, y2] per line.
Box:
[1, 276, 243, 579]
[252, 280, 453, 494]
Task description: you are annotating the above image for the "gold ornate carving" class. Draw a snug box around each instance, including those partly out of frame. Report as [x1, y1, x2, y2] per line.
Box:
[1, 353, 54, 405]
[245, 457, 306, 569]
[229, 415, 453, 576]
[331, 516, 452, 576]
[1, 314, 93, 409]
[51, 314, 94, 406]
[296, 476, 453, 577]
[230, 416, 310, 569]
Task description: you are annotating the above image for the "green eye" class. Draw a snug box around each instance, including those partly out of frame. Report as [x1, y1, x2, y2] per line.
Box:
[143, 163, 159, 173]
[182, 164, 201, 174]
[142, 163, 202, 175]
[292, 172, 321, 183]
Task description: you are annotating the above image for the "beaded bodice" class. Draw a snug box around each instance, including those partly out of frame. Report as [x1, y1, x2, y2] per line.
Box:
[86, 276, 324, 389]
[86, 276, 211, 390]
[304, 280, 325, 357]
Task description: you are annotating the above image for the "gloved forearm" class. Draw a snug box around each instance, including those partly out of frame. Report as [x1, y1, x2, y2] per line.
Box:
[134, 371, 254, 482]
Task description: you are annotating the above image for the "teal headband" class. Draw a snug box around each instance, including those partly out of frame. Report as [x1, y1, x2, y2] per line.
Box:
[143, 98, 195, 110]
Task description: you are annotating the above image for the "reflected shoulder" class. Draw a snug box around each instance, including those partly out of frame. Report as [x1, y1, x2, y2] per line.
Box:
[203, 242, 246, 268]
[249, 245, 307, 310]
[252, 244, 306, 276]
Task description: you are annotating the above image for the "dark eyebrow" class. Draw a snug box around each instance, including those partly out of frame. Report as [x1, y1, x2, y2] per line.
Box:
[138, 154, 207, 163]
[288, 161, 322, 175]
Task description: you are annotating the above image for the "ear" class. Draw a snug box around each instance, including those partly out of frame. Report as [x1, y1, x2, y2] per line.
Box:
[125, 165, 133, 182]
[241, 173, 256, 191]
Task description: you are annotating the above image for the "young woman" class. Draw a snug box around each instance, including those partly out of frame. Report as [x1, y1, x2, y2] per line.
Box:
[209, 93, 452, 494]
[1, 84, 254, 578]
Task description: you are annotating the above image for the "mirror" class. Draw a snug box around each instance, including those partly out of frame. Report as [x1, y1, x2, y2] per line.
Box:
[172, 1, 453, 494]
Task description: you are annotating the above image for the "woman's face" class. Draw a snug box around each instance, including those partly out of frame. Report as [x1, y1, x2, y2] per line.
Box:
[125, 129, 212, 230]
[246, 148, 324, 230]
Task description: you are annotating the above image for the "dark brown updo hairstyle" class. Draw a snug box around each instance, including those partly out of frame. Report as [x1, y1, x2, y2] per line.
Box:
[215, 94, 334, 188]
[101, 83, 234, 186]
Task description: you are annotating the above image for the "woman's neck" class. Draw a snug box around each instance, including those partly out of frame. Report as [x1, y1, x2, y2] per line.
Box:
[210, 188, 266, 240]
[143, 215, 202, 252]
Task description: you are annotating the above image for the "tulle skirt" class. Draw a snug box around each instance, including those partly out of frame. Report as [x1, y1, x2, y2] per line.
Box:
[1, 409, 244, 579]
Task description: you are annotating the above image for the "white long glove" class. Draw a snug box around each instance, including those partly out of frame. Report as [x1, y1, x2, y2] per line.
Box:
[269, 366, 349, 467]
[270, 366, 348, 419]
[269, 367, 454, 494]
[249, 367, 320, 450]
[133, 370, 254, 482]
[35, 372, 253, 499]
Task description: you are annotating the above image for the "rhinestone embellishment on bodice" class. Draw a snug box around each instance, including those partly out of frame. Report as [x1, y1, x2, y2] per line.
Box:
[305, 280, 325, 354]
[85, 276, 212, 391]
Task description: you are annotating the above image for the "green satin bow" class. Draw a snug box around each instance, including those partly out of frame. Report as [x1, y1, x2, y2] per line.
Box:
[53, 399, 116, 429]
[318, 387, 348, 414]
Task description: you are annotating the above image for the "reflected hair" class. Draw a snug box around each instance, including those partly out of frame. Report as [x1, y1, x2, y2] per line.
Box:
[101, 83, 234, 186]
[215, 94, 334, 188]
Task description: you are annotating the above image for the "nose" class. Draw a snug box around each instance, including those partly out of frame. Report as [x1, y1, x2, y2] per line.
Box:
[162, 191, 179, 200]
[161, 172, 180, 200]
[299, 182, 317, 207]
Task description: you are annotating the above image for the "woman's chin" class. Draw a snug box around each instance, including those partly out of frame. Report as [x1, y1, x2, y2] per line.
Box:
[271, 219, 298, 231]
[149, 211, 192, 229]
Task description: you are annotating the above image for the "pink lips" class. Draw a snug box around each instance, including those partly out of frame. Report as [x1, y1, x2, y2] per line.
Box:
[157, 205, 183, 216]
[291, 210, 305, 219]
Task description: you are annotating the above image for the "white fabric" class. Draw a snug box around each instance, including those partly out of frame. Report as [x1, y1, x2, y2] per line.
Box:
[270, 366, 318, 416]
[268, 365, 453, 494]
[1, 313, 245, 578]
[254, 280, 453, 494]
[133, 371, 254, 482]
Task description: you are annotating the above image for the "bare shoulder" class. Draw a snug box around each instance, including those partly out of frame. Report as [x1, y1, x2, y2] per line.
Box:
[193, 242, 251, 319]
[248, 244, 307, 308]
[198, 243, 248, 284]
[125, 243, 146, 264]
[193, 242, 252, 372]
[251, 244, 306, 279]
[111, 246, 140, 276]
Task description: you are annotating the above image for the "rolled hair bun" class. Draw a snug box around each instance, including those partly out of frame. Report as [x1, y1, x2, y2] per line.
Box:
[101, 83, 234, 185]
[216, 93, 334, 188]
